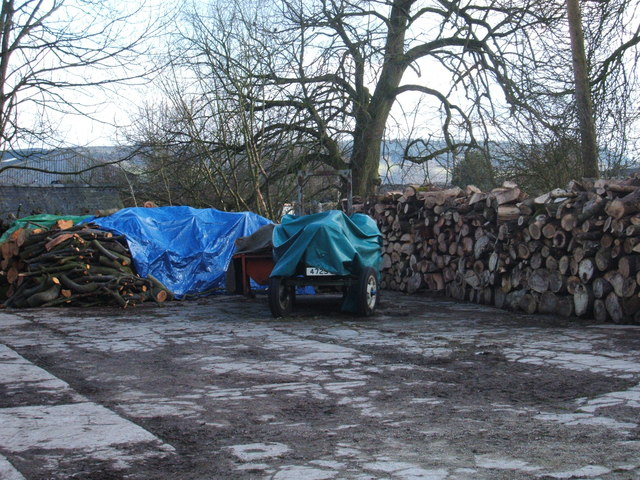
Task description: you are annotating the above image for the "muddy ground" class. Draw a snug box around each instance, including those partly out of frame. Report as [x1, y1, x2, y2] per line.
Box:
[0, 292, 639, 479]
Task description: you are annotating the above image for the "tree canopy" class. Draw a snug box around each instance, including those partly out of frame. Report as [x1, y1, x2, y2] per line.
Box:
[181, 0, 570, 195]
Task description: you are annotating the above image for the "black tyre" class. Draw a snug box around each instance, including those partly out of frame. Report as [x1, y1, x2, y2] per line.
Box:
[356, 267, 378, 316]
[268, 276, 293, 317]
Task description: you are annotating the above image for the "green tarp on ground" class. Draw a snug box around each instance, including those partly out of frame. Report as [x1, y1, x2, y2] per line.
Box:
[0, 214, 92, 244]
[271, 210, 382, 278]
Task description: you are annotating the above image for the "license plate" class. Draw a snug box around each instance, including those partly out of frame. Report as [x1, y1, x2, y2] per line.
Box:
[306, 267, 333, 276]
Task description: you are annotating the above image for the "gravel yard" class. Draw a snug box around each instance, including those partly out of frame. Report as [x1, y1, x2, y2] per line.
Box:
[1, 292, 639, 479]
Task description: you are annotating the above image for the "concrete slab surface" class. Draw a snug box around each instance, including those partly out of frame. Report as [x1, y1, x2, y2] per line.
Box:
[0, 292, 639, 479]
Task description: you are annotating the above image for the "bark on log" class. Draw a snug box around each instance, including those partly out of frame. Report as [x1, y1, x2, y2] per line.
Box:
[573, 283, 594, 317]
[529, 269, 550, 293]
[605, 292, 625, 323]
[605, 189, 640, 219]
[594, 299, 608, 322]
[539, 292, 558, 314]
[578, 258, 596, 283]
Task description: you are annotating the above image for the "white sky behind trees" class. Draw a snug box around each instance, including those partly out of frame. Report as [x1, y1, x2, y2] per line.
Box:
[38, 0, 497, 149]
[20, 0, 639, 180]
[14, 0, 173, 150]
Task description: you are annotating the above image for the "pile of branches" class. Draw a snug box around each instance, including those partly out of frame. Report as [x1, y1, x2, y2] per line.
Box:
[0, 221, 171, 308]
[367, 177, 640, 323]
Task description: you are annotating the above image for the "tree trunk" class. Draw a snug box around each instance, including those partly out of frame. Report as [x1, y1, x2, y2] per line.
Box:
[349, 0, 412, 196]
[351, 128, 383, 197]
[567, 0, 599, 178]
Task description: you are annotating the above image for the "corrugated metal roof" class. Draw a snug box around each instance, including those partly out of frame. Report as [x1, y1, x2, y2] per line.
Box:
[0, 147, 138, 186]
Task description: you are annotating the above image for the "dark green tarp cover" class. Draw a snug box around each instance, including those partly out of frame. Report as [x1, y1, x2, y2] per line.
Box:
[0, 214, 92, 244]
[271, 210, 382, 279]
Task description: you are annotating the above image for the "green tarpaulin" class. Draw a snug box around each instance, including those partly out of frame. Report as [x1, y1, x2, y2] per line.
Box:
[271, 210, 382, 278]
[0, 214, 92, 244]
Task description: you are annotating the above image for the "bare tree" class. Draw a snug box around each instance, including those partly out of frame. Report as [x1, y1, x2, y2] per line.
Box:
[126, 78, 308, 217]
[172, 0, 572, 196]
[140, 0, 639, 203]
[567, 0, 598, 178]
[495, 0, 640, 184]
[0, 0, 166, 174]
[125, 2, 338, 218]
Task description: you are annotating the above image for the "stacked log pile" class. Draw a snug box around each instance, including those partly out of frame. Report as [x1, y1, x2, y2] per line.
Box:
[0, 221, 170, 308]
[368, 178, 640, 323]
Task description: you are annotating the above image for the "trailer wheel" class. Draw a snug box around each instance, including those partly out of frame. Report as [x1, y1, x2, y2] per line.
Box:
[268, 277, 293, 317]
[356, 267, 378, 316]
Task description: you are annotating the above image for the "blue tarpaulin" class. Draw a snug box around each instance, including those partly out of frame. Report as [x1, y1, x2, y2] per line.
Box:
[90, 206, 271, 298]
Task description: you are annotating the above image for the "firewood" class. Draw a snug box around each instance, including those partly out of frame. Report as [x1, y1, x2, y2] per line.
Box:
[601, 233, 614, 248]
[625, 225, 640, 236]
[561, 213, 577, 232]
[54, 219, 74, 230]
[478, 287, 492, 304]
[539, 291, 558, 314]
[545, 256, 559, 272]
[2, 223, 170, 308]
[534, 192, 550, 204]
[519, 292, 538, 314]
[528, 215, 546, 240]
[529, 269, 550, 293]
[595, 248, 612, 271]
[622, 295, 640, 318]
[463, 271, 481, 289]
[373, 178, 639, 322]
[566, 276, 581, 295]
[468, 192, 488, 205]
[530, 252, 543, 270]
[406, 272, 423, 293]
[578, 258, 596, 283]
[618, 256, 639, 278]
[552, 231, 568, 249]
[556, 296, 575, 317]
[474, 235, 493, 259]
[497, 205, 520, 223]
[594, 299, 608, 322]
[558, 256, 570, 275]
[623, 237, 639, 254]
[605, 292, 625, 323]
[541, 223, 556, 239]
[548, 271, 567, 293]
[593, 277, 613, 299]
[605, 189, 640, 219]
[573, 283, 594, 317]
[493, 187, 521, 206]
[605, 271, 637, 298]
[26, 283, 61, 307]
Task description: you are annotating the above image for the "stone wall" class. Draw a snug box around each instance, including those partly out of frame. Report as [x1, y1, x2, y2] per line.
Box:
[0, 185, 123, 219]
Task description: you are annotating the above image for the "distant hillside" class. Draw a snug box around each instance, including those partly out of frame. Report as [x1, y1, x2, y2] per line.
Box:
[378, 139, 454, 185]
